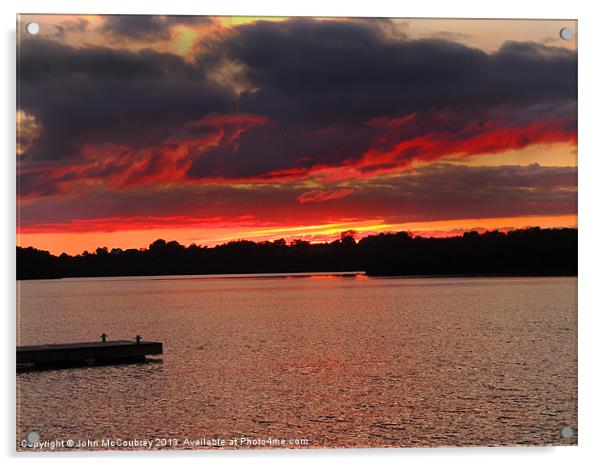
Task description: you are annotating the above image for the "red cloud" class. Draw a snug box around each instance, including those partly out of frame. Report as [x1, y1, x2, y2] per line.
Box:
[18, 214, 264, 234]
[18, 111, 576, 200]
[356, 118, 576, 174]
[297, 188, 354, 204]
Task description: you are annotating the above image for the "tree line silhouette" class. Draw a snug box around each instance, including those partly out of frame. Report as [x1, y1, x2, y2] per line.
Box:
[17, 227, 577, 280]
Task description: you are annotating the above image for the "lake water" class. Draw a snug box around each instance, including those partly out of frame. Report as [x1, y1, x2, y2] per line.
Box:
[16, 274, 577, 450]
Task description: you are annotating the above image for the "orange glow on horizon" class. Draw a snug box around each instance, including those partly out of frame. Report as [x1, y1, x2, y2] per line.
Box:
[17, 214, 576, 256]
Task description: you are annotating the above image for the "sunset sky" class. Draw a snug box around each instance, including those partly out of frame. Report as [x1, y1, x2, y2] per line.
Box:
[17, 15, 577, 255]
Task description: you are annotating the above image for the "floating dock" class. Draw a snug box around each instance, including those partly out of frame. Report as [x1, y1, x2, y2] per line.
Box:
[17, 337, 162, 368]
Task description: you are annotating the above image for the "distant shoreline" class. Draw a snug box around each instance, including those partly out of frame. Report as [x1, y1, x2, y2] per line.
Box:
[16, 271, 577, 282]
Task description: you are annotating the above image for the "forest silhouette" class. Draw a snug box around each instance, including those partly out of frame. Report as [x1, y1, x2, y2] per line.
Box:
[17, 227, 577, 280]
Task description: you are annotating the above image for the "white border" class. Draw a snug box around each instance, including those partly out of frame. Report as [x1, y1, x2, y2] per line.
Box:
[3, 1, 602, 465]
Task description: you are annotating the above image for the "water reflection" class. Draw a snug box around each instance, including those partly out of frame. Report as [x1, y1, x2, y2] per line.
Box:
[17, 275, 577, 449]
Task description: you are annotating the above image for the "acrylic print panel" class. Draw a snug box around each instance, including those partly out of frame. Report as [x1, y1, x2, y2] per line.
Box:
[16, 15, 577, 451]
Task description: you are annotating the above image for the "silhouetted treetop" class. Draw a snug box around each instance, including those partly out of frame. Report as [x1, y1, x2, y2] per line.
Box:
[16, 227, 577, 280]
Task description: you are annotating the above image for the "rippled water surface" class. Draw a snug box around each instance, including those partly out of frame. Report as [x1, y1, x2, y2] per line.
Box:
[17, 274, 577, 449]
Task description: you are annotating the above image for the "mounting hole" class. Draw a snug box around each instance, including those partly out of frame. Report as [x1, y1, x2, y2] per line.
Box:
[559, 27, 573, 40]
[26, 22, 40, 35]
[26, 431, 40, 443]
[560, 425, 573, 439]
[25, 23, 40, 36]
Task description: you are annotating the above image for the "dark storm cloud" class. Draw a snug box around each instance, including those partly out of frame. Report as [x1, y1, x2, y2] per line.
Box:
[200, 19, 576, 127]
[19, 37, 197, 81]
[187, 122, 380, 179]
[17, 37, 237, 166]
[100, 15, 212, 41]
[185, 106, 574, 180]
[18, 17, 577, 197]
[184, 18, 577, 179]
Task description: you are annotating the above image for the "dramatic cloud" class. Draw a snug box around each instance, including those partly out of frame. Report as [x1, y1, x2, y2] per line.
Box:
[183, 19, 577, 179]
[17, 36, 237, 190]
[186, 107, 575, 181]
[16, 16, 577, 248]
[19, 163, 576, 233]
[202, 19, 576, 125]
[18, 18, 577, 192]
